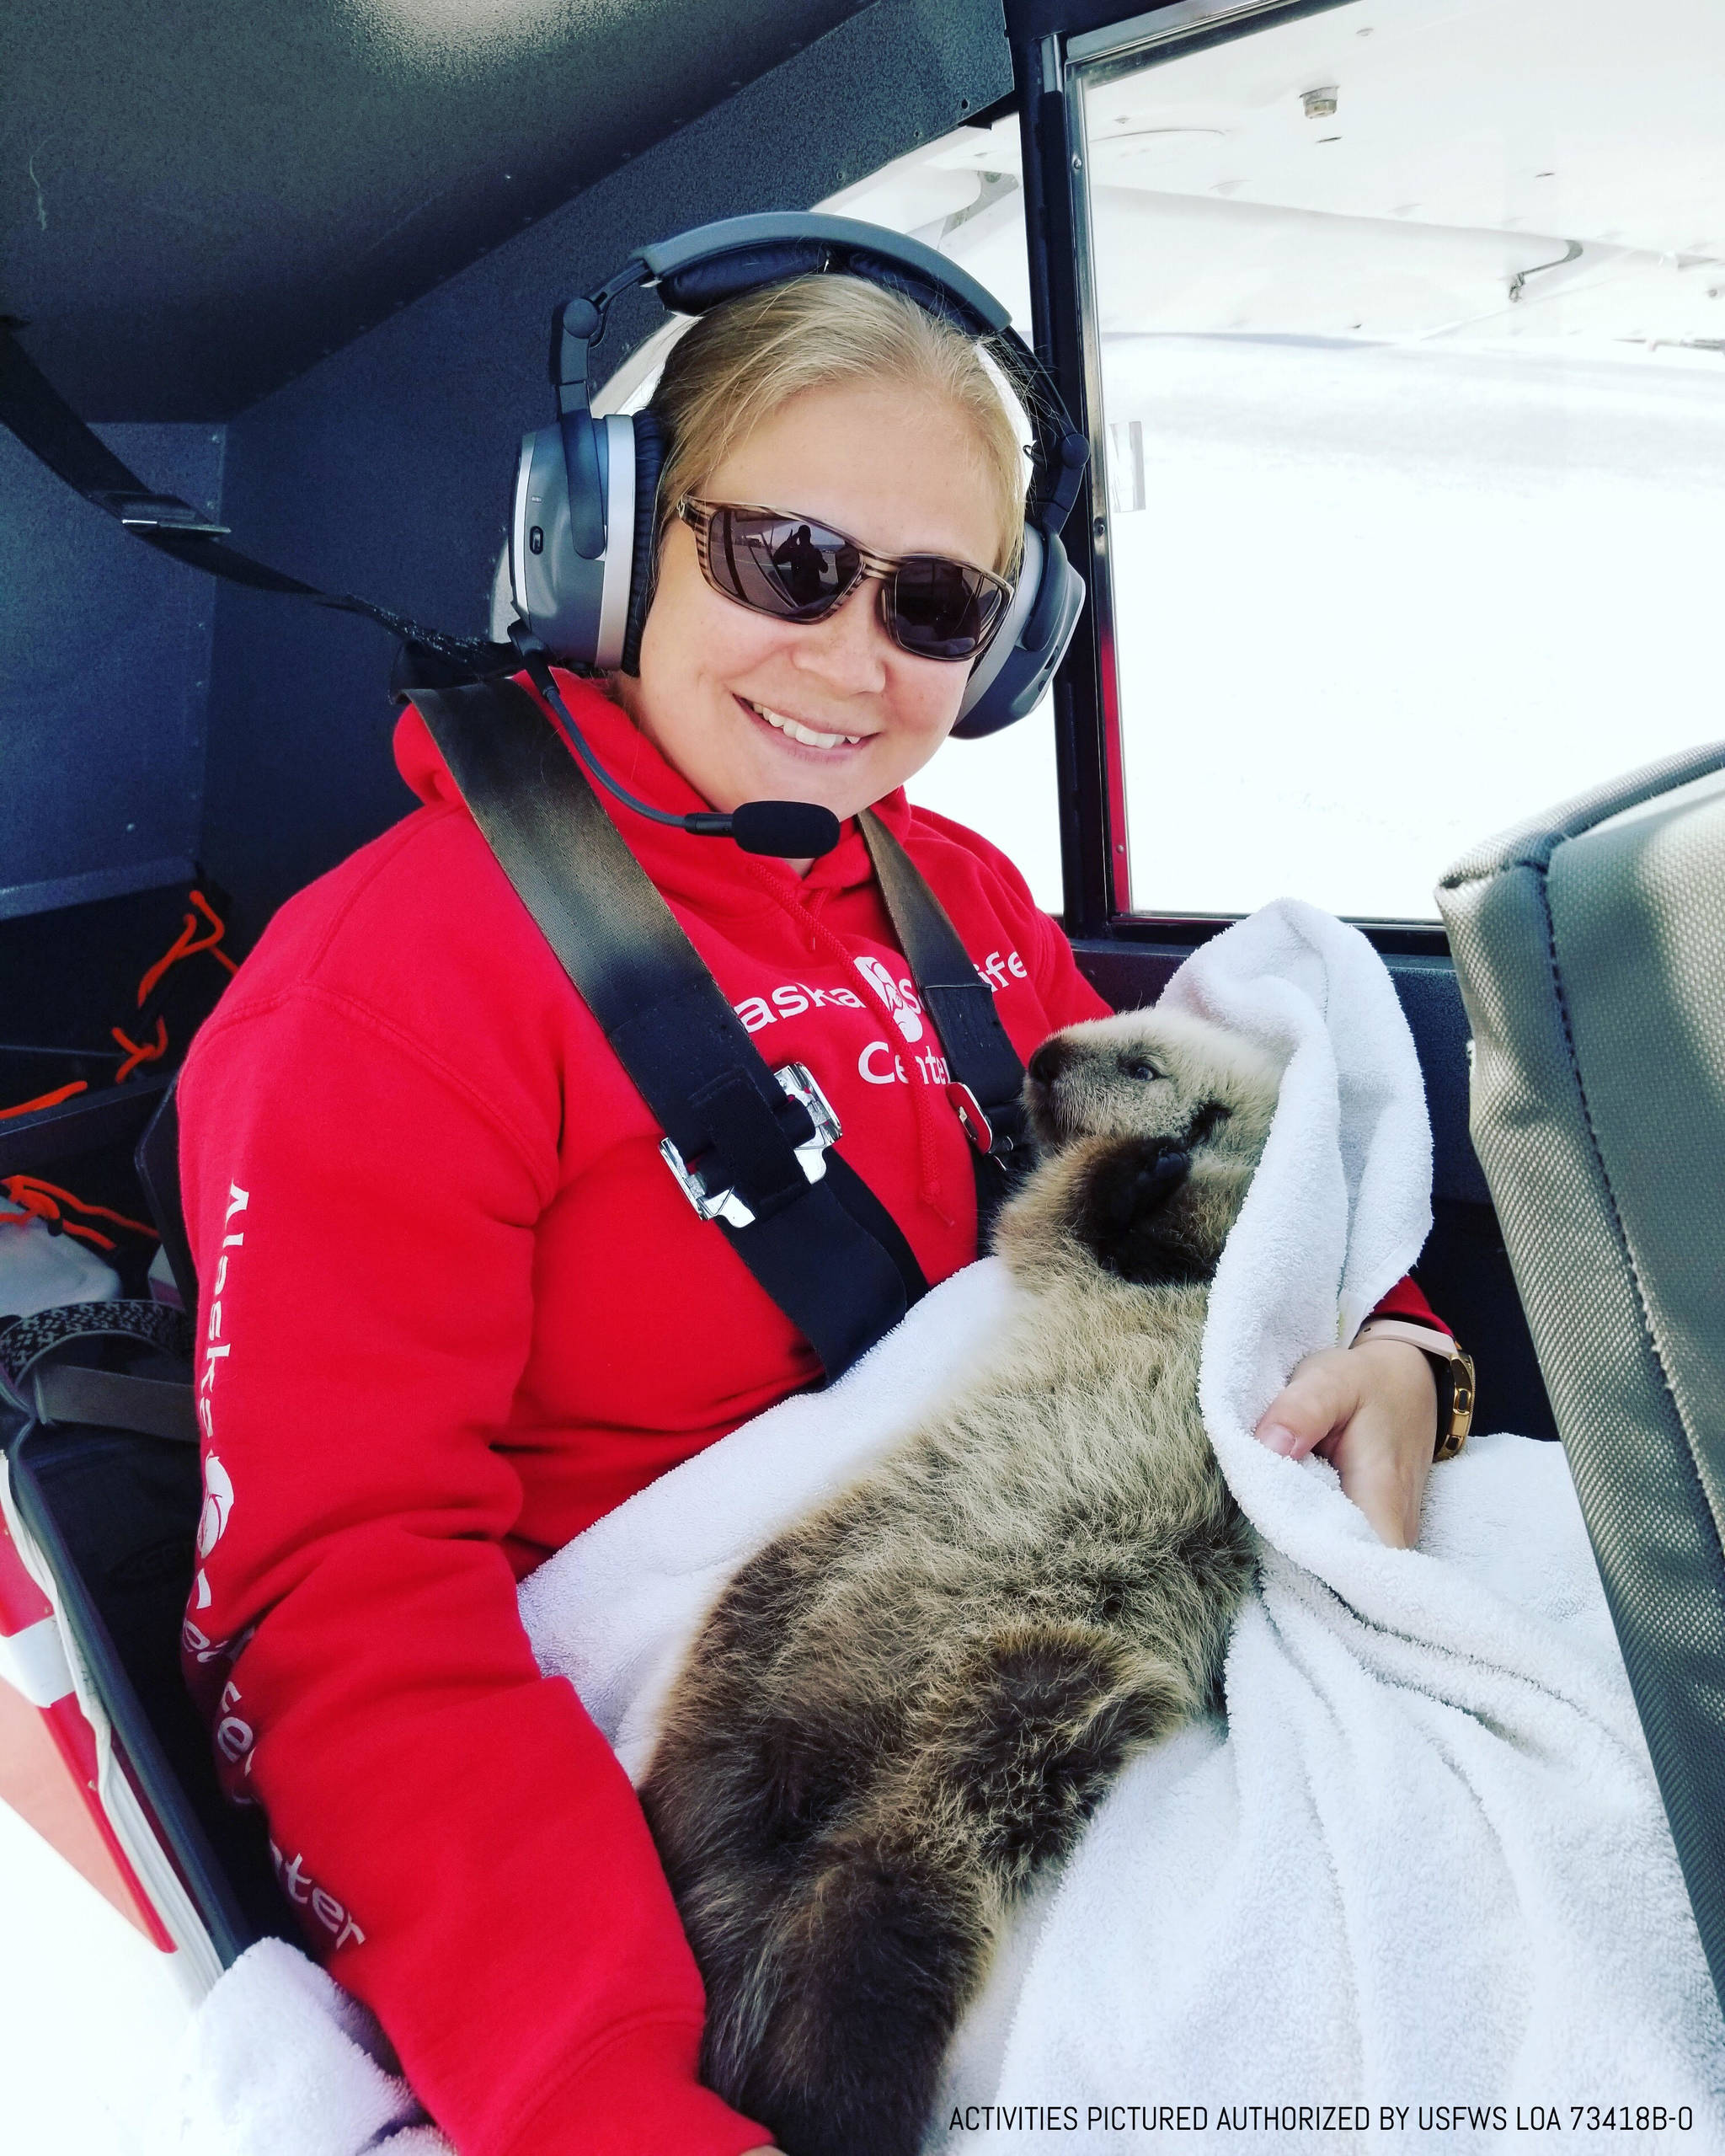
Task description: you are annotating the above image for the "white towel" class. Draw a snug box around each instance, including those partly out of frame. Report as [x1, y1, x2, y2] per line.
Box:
[153, 1935, 448, 2156]
[160, 899, 1725, 2156]
[940, 902, 1725, 2152]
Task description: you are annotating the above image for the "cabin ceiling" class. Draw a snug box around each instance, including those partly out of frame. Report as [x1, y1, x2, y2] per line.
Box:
[0, 0, 880, 420]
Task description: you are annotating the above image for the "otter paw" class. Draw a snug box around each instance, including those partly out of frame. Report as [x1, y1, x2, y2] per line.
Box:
[1076, 1138, 1204, 1282]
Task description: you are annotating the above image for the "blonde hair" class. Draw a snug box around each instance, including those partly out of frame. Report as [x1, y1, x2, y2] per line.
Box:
[649, 275, 1028, 580]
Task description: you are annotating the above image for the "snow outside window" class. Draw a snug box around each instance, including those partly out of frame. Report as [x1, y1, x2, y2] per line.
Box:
[1073, 0, 1725, 923]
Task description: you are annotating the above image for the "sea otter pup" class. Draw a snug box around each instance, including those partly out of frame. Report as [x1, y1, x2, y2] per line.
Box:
[641, 1007, 1284, 2156]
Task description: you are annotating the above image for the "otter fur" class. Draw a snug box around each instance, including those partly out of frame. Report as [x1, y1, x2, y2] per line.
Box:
[639, 1006, 1284, 2156]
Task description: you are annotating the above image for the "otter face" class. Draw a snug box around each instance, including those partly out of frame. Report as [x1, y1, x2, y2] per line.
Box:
[1025, 1008, 1280, 1164]
[1000, 1008, 1284, 1289]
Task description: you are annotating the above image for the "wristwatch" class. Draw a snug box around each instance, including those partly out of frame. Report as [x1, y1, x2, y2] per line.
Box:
[1352, 1318, 1477, 1462]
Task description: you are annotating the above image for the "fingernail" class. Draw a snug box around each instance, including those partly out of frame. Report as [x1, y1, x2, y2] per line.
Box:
[1258, 1422, 1300, 1458]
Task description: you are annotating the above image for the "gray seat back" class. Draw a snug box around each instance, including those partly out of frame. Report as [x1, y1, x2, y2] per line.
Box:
[1437, 741, 1725, 2022]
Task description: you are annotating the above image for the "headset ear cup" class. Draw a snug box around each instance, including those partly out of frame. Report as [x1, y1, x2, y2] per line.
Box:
[620, 409, 665, 677]
[951, 527, 1085, 739]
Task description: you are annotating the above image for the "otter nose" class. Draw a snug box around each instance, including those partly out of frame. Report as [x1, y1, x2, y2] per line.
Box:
[1028, 1038, 1071, 1086]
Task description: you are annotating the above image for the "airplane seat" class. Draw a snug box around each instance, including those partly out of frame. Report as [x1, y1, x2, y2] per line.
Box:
[0, 1085, 294, 1966]
[1437, 738, 1725, 2023]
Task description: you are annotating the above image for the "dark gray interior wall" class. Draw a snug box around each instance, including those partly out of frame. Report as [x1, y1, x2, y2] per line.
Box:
[4, 0, 880, 420]
[199, 0, 1012, 944]
[1, 422, 223, 921]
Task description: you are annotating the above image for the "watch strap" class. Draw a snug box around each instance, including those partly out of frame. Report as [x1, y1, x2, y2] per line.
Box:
[1352, 1318, 1477, 1461]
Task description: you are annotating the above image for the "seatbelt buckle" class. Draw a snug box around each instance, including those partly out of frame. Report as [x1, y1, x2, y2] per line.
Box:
[774, 1062, 842, 1163]
[660, 1062, 842, 1229]
[660, 1138, 760, 1228]
[948, 1082, 1019, 1158]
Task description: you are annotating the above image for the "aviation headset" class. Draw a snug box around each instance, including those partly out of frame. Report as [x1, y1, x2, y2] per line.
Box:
[503, 211, 1092, 741]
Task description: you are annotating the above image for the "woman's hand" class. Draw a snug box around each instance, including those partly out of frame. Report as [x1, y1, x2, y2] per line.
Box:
[1254, 1339, 1438, 1548]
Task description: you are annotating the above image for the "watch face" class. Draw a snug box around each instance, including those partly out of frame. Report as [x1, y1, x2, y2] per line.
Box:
[1453, 1351, 1477, 1432]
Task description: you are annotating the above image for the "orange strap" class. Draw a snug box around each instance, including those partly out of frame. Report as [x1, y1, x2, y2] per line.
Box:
[0, 1079, 89, 1121]
[1, 1175, 159, 1254]
[3, 885, 236, 1127]
[136, 888, 238, 1008]
[111, 1016, 169, 1083]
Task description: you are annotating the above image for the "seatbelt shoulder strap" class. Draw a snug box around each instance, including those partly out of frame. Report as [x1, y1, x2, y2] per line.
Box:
[858, 810, 1030, 1232]
[410, 677, 927, 1382]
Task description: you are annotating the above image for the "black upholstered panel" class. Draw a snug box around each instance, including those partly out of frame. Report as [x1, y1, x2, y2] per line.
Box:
[0, 421, 222, 919]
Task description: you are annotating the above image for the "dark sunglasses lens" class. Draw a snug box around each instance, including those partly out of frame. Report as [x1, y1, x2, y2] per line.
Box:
[889, 558, 1007, 660]
[707, 508, 858, 619]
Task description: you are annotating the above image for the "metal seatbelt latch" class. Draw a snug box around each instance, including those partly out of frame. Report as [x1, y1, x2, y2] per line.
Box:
[660, 1062, 841, 1229]
[948, 1081, 1014, 1158]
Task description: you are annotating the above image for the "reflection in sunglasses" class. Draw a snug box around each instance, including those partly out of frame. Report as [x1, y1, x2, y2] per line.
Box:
[767, 523, 844, 608]
[680, 497, 1011, 662]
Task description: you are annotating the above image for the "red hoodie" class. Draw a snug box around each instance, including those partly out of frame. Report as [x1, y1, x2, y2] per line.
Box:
[176, 671, 1437, 2155]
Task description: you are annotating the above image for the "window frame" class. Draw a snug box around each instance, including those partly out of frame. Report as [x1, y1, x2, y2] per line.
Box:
[1007, 0, 1450, 959]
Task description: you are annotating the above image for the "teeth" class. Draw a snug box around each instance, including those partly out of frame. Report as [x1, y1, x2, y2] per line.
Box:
[747, 700, 863, 751]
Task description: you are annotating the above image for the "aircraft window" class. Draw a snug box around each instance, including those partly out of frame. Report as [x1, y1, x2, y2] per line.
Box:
[582, 119, 1065, 913]
[1067, 0, 1725, 924]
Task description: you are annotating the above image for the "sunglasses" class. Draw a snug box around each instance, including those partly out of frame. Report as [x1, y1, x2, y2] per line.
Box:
[676, 496, 1013, 663]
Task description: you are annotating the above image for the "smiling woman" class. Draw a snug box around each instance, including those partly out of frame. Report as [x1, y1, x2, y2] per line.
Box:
[614, 277, 1023, 854]
[163, 249, 1130, 2156]
[156, 219, 1449, 2156]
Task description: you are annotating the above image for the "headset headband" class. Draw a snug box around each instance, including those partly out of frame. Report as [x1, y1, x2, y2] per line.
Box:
[552, 214, 1091, 543]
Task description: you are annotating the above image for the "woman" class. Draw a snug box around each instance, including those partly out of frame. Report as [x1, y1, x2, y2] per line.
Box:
[176, 272, 1445, 2156]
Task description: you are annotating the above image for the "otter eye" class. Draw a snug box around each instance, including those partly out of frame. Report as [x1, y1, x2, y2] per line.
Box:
[1124, 1058, 1162, 1083]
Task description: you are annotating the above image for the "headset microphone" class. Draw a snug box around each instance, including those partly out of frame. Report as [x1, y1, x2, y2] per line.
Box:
[688, 800, 842, 856]
[510, 627, 841, 859]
